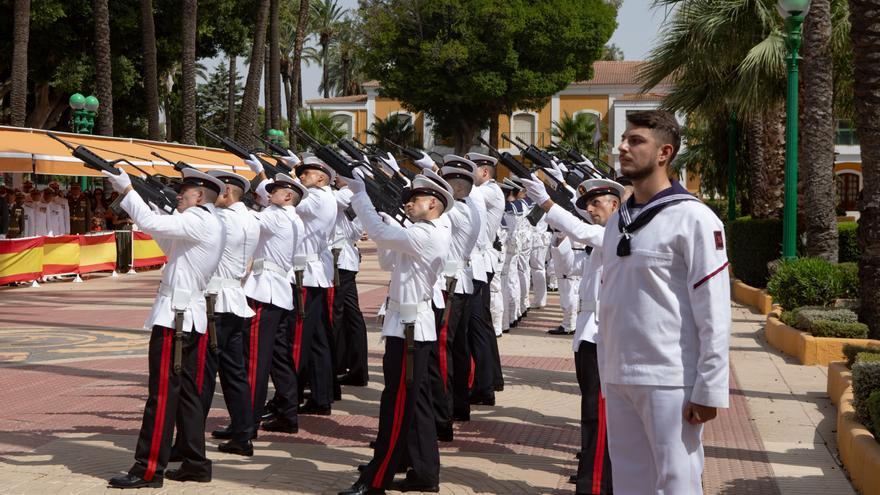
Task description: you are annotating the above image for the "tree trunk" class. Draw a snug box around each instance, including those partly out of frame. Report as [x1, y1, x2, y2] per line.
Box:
[269, 0, 281, 130]
[263, 48, 271, 135]
[93, 0, 114, 135]
[321, 38, 330, 98]
[759, 104, 786, 219]
[282, 58, 293, 132]
[140, 0, 161, 140]
[454, 122, 477, 155]
[164, 73, 174, 141]
[747, 116, 766, 217]
[235, 0, 271, 148]
[288, 0, 310, 147]
[226, 55, 237, 137]
[489, 113, 500, 149]
[801, 0, 838, 262]
[25, 83, 61, 129]
[180, 0, 198, 144]
[849, 0, 880, 338]
[10, 0, 30, 127]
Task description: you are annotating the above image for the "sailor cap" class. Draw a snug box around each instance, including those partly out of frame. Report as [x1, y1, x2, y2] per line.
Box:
[440, 155, 476, 183]
[402, 170, 455, 214]
[266, 173, 310, 200]
[207, 170, 250, 192]
[465, 152, 498, 167]
[177, 168, 225, 195]
[575, 178, 625, 209]
[296, 155, 337, 184]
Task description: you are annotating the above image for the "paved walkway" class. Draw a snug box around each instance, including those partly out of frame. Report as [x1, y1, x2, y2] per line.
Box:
[0, 244, 857, 494]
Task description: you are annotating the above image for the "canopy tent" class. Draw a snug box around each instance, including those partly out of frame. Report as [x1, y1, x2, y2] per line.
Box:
[0, 126, 260, 179]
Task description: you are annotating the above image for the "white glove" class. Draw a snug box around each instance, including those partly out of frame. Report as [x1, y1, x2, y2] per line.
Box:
[521, 174, 551, 205]
[379, 152, 400, 173]
[378, 212, 394, 225]
[355, 164, 375, 179]
[347, 168, 366, 194]
[413, 151, 435, 170]
[280, 150, 301, 168]
[545, 161, 564, 183]
[244, 153, 264, 174]
[101, 168, 132, 194]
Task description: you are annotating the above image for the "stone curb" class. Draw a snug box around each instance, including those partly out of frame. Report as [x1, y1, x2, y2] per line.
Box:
[732, 279, 774, 315]
[764, 315, 880, 366]
[827, 361, 880, 493]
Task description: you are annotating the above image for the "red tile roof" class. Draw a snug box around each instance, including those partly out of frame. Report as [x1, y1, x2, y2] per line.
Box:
[304, 94, 368, 105]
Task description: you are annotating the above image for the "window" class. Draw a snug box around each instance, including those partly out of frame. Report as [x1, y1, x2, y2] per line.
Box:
[512, 113, 537, 146]
[836, 173, 860, 211]
[836, 120, 859, 146]
[330, 113, 355, 139]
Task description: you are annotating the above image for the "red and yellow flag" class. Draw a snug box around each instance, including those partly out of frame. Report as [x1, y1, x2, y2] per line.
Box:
[132, 231, 166, 268]
[0, 237, 44, 284]
[79, 232, 117, 273]
[42, 235, 81, 276]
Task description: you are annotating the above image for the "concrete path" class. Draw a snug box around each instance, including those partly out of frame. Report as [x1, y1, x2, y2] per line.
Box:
[0, 244, 857, 494]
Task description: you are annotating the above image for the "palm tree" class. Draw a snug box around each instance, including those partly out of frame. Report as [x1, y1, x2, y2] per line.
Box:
[801, 0, 838, 261]
[10, 0, 30, 127]
[235, 0, 272, 148]
[287, 0, 311, 147]
[549, 112, 603, 157]
[367, 114, 416, 151]
[321, 16, 366, 97]
[849, 0, 880, 338]
[140, 0, 161, 140]
[310, 0, 347, 98]
[268, 0, 281, 130]
[93, 0, 114, 135]
[296, 108, 345, 148]
[181, 0, 198, 144]
[226, 54, 237, 136]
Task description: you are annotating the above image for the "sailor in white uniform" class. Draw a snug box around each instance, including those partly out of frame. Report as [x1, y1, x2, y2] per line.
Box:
[104, 168, 225, 489]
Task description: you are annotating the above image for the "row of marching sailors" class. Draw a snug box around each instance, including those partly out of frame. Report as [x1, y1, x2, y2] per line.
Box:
[102, 153, 370, 489]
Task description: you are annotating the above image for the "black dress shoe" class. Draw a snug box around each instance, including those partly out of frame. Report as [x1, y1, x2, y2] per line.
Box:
[436, 422, 454, 442]
[108, 473, 163, 489]
[493, 384, 504, 392]
[299, 401, 332, 415]
[261, 410, 277, 422]
[338, 483, 385, 495]
[470, 395, 495, 406]
[575, 451, 582, 459]
[390, 477, 440, 493]
[547, 326, 568, 335]
[569, 474, 577, 484]
[218, 439, 254, 456]
[502, 328, 510, 334]
[338, 374, 369, 386]
[165, 468, 211, 483]
[368, 440, 376, 448]
[212, 426, 233, 439]
[262, 417, 299, 433]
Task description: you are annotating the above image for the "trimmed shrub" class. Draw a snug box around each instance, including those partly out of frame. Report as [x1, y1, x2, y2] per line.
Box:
[728, 216, 782, 288]
[809, 320, 869, 339]
[868, 390, 880, 438]
[853, 358, 880, 425]
[844, 343, 880, 368]
[794, 308, 858, 330]
[839, 222, 859, 264]
[838, 262, 860, 299]
[767, 258, 845, 310]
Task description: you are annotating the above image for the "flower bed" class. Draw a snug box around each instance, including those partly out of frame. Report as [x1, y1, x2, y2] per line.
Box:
[764, 315, 880, 366]
[827, 361, 880, 493]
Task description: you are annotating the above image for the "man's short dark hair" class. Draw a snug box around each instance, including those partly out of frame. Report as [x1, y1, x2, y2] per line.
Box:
[626, 110, 681, 163]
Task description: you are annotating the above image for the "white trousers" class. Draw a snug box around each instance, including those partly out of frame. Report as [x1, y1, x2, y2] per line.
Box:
[546, 256, 557, 289]
[529, 243, 548, 307]
[516, 248, 531, 312]
[558, 275, 580, 331]
[502, 253, 520, 329]
[489, 269, 504, 336]
[604, 383, 704, 495]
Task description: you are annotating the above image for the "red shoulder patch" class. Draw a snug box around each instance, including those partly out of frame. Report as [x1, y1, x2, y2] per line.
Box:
[714, 231, 724, 250]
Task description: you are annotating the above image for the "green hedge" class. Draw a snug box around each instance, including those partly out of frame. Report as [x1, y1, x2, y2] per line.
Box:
[868, 390, 880, 438]
[853, 357, 880, 425]
[839, 222, 859, 263]
[810, 320, 869, 339]
[844, 344, 880, 368]
[838, 262, 860, 299]
[766, 258, 857, 310]
[729, 217, 782, 288]
[794, 308, 858, 329]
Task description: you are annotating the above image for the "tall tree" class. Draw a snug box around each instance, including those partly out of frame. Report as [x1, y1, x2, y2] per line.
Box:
[310, 0, 346, 99]
[849, 0, 880, 338]
[235, 0, 271, 147]
[269, 0, 281, 129]
[181, 0, 198, 144]
[263, 47, 271, 134]
[801, 0, 838, 261]
[226, 54, 237, 136]
[10, 0, 30, 127]
[359, 0, 616, 154]
[93, 0, 114, 135]
[140, 0, 161, 140]
[288, 0, 310, 146]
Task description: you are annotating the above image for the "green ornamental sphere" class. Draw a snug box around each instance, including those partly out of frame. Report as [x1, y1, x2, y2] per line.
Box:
[269, 128, 282, 138]
[84, 95, 100, 112]
[778, 0, 811, 16]
[69, 93, 86, 110]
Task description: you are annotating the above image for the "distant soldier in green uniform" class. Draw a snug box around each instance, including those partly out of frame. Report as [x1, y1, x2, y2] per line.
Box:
[6, 192, 26, 238]
[67, 183, 92, 235]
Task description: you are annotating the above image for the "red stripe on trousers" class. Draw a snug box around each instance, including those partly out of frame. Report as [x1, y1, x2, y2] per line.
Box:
[195, 332, 208, 393]
[144, 328, 173, 481]
[292, 288, 307, 371]
[468, 356, 475, 389]
[439, 291, 449, 391]
[592, 392, 607, 494]
[248, 303, 262, 407]
[372, 348, 409, 488]
[326, 287, 335, 327]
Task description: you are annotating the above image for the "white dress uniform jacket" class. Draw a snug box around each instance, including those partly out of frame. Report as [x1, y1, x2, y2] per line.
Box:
[333, 188, 364, 272]
[295, 185, 336, 287]
[467, 186, 489, 283]
[479, 180, 505, 272]
[55, 196, 70, 234]
[31, 201, 50, 236]
[244, 204, 297, 311]
[598, 198, 731, 408]
[46, 200, 66, 236]
[442, 199, 480, 296]
[350, 192, 450, 341]
[210, 202, 261, 317]
[121, 193, 224, 334]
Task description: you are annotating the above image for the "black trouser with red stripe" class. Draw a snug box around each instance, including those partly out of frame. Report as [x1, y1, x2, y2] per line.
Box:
[451, 291, 474, 419]
[267, 299, 301, 425]
[244, 298, 286, 426]
[129, 326, 210, 481]
[292, 286, 333, 407]
[574, 341, 612, 495]
[333, 269, 369, 383]
[468, 274, 496, 402]
[357, 337, 438, 490]
[429, 291, 470, 429]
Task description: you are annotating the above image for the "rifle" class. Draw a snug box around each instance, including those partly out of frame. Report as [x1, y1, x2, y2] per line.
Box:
[48, 132, 177, 214]
[251, 134, 295, 174]
[566, 147, 616, 179]
[150, 151, 258, 210]
[292, 126, 409, 226]
[317, 122, 369, 163]
[201, 128, 287, 179]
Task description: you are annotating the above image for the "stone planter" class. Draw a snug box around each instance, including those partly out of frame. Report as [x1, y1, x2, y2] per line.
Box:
[827, 362, 880, 493]
[764, 316, 880, 366]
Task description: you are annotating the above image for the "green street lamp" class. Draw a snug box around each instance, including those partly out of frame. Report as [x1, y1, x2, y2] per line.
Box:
[69, 93, 99, 135]
[267, 128, 284, 146]
[779, 0, 811, 259]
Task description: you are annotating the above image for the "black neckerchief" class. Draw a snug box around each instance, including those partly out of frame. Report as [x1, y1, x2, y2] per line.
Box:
[616, 181, 697, 257]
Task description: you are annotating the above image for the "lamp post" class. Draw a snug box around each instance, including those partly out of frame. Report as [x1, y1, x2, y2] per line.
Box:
[69, 93, 100, 189]
[779, 0, 811, 259]
[267, 128, 284, 146]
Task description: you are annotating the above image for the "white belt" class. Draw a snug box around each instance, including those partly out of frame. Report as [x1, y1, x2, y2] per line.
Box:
[158, 283, 205, 310]
[253, 258, 290, 277]
[442, 259, 462, 277]
[293, 253, 319, 269]
[386, 300, 431, 323]
[206, 276, 243, 294]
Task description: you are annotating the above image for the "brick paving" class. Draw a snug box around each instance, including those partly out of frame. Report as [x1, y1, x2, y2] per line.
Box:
[0, 245, 855, 494]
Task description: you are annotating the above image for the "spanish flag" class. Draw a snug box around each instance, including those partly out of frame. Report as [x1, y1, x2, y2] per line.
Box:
[42, 235, 81, 276]
[0, 237, 44, 284]
[132, 231, 167, 268]
[79, 233, 117, 273]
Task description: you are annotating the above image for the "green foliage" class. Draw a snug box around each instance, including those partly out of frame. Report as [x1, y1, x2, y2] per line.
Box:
[838, 262, 860, 299]
[844, 344, 880, 368]
[853, 359, 880, 426]
[728, 216, 782, 287]
[781, 305, 829, 327]
[868, 390, 880, 438]
[358, 0, 617, 150]
[793, 307, 858, 329]
[767, 258, 854, 310]
[295, 109, 345, 150]
[549, 112, 603, 157]
[674, 113, 751, 202]
[808, 320, 869, 339]
[196, 62, 242, 141]
[367, 115, 416, 151]
[838, 222, 859, 263]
